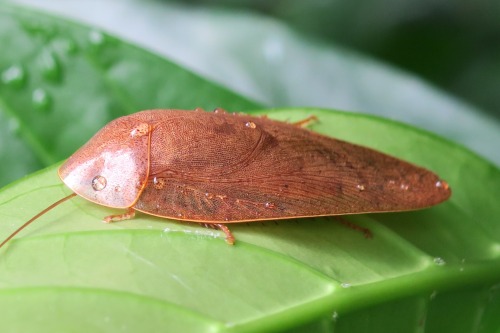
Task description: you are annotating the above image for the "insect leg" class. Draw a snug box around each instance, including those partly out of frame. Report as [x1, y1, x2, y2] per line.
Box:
[201, 223, 236, 245]
[292, 115, 318, 128]
[103, 207, 136, 223]
[336, 217, 373, 239]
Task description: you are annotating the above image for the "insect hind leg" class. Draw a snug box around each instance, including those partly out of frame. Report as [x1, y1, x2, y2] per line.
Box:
[201, 223, 236, 245]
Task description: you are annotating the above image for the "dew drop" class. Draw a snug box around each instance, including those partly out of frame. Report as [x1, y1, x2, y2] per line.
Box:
[1, 65, 26, 88]
[245, 121, 257, 129]
[356, 184, 365, 191]
[153, 177, 166, 190]
[92, 175, 107, 191]
[435, 180, 448, 190]
[8, 118, 21, 135]
[205, 192, 214, 199]
[89, 30, 106, 46]
[433, 257, 446, 266]
[59, 38, 78, 55]
[39, 50, 62, 82]
[20, 20, 56, 40]
[213, 108, 227, 114]
[32, 88, 52, 113]
[265, 202, 276, 209]
[130, 123, 149, 137]
[400, 183, 409, 191]
[341, 282, 351, 288]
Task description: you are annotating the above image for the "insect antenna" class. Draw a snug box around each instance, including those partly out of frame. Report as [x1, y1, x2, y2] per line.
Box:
[0, 192, 77, 250]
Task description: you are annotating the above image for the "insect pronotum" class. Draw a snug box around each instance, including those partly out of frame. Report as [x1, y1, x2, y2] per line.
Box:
[0, 108, 451, 248]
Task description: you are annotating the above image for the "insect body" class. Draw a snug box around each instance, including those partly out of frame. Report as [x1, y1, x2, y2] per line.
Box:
[1, 109, 451, 247]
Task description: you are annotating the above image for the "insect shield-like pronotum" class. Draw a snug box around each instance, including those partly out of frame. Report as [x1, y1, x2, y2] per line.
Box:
[0, 108, 451, 248]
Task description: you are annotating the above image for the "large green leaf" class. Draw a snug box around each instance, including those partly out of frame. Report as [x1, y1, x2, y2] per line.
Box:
[0, 3, 260, 187]
[1, 108, 499, 332]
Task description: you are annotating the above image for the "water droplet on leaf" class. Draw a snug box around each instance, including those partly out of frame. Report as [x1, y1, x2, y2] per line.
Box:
[433, 257, 446, 266]
[1, 65, 26, 88]
[89, 30, 106, 46]
[8, 118, 21, 135]
[32, 88, 52, 113]
[39, 50, 62, 82]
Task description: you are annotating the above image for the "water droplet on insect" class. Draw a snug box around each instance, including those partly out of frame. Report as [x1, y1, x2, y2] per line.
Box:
[130, 123, 149, 137]
[435, 180, 448, 190]
[1, 65, 26, 88]
[153, 177, 166, 190]
[177, 213, 183, 218]
[356, 184, 365, 191]
[265, 202, 276, 209]
[213, 108, 227, 114]
[39, 50, 62, 82]
[32, 88, 52, 113]
[245, 121, 256, 129]
[400, 183, 409, 191]
[92, 175, 107, 191]
[433, 257, 446, 266]
[205, 192, 214, 199]
[89, 30, 106, 46]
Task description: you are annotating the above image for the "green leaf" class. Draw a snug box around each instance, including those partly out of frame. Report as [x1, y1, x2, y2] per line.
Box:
[0, 3, 261, 187]
[1, 108, 499, 333]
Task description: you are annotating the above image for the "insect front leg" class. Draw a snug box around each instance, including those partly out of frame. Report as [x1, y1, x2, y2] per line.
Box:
[103, 207, 136, 223]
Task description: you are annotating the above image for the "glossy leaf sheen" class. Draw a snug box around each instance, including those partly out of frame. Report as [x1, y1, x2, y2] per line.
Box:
[1, 109, 499, 333]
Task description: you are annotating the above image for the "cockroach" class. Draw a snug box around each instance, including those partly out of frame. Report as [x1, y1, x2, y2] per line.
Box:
[0, 108, 451, 248]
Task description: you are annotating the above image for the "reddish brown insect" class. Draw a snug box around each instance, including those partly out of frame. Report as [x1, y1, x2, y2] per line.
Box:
[0, 108, 451, 248]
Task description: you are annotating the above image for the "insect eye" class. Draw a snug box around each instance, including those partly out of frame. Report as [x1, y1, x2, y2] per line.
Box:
[91, 175, 107, 191]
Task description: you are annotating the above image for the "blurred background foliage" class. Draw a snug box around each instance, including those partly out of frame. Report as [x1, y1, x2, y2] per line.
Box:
[177, 0, 500, 120]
